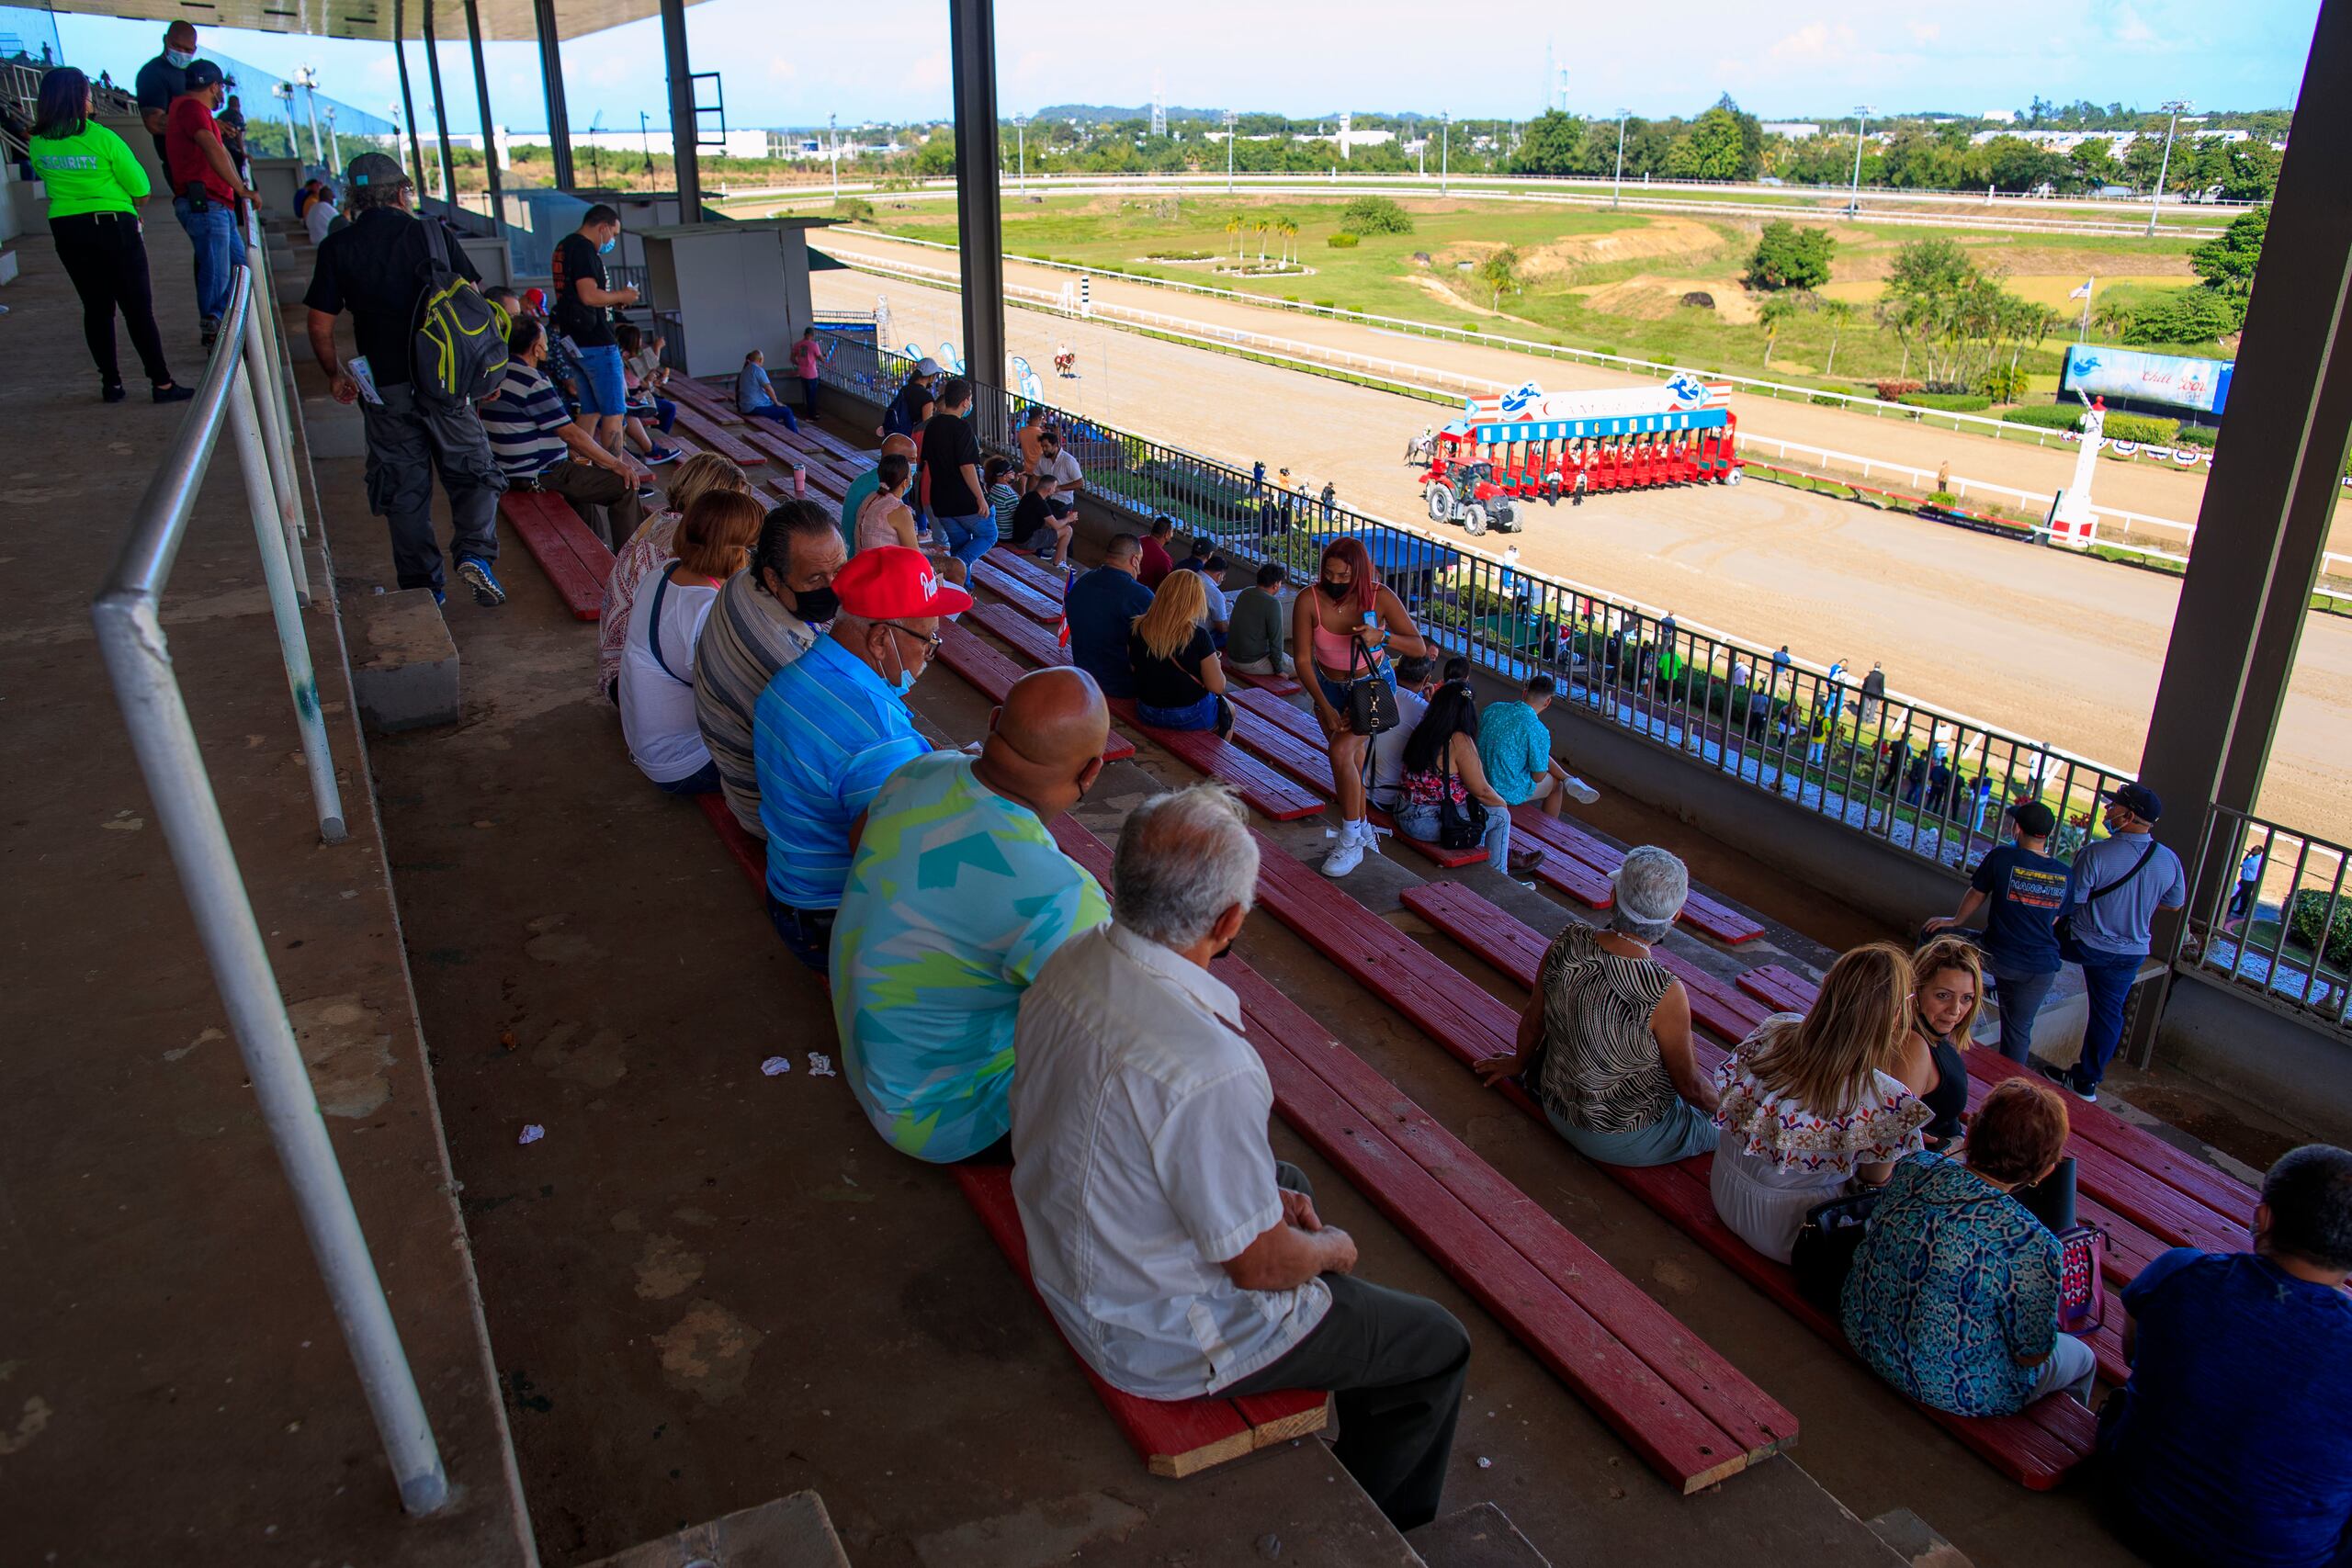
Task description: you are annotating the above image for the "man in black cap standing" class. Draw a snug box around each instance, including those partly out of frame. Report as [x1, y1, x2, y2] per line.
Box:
[1925, 799, 2072, 1064]
[305, 151, 509, 608]
[163, 58, 256, 346]
[2045, 783, 2186, 1103]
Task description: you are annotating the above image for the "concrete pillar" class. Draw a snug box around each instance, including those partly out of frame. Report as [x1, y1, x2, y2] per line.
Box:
[947, 0, 1005, 390]
[392, 0, 428, 189]
[658, 0, 702, 220]
[419, 0, 459, 209]
[531, 0, 575, 190]
[460, 0, 503, 231]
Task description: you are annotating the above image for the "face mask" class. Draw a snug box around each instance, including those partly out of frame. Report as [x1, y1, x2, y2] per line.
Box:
[165, 48, 196, 67]
[597, 236, 616, 255]
[880, 629, 922, 696]
[1317, 579, 1349, 602]
[790, 583, 840, 626]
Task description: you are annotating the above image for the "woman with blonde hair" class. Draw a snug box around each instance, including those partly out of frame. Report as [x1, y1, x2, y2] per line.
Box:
[1711, 941, 1934, 1261]
[1127, 569, 1231, 736]
[1897, 936, 1982, 1152]
[618, 489, 767, 795]
[597, 452, 752, 701]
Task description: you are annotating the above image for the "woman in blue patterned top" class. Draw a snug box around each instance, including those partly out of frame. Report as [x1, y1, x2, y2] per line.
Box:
[1841, 1077, 2097, 1416]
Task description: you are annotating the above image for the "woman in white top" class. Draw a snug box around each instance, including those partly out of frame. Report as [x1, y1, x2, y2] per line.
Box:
[1710, 941, 1933, 1262]
[856, 452, 968, 588]
[618, 490, 765, 794]
[596, 452, 752, 702]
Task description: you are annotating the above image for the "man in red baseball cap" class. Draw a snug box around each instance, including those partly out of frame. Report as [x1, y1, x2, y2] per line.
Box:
[753, 547, 976, 969]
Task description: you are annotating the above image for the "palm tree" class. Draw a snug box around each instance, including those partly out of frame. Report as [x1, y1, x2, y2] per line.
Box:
[1276, 215, 1298, 265]
[2091, 298, 2133, 341]
[1254, 219, 1270, 263]
[1226, 213, 1244, 260]
[1476, 244, 1523, 311]
[1817, 298, 1858, 375]
[1758, 292, 1802, 367]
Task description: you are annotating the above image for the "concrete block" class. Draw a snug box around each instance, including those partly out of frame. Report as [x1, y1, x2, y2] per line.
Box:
[274, 268, 311, 307]
[345, 589, 460, 733]
[0, 246, 19, 286]
[578, 1491, 849, 1568]
[303, 395, 367, 458]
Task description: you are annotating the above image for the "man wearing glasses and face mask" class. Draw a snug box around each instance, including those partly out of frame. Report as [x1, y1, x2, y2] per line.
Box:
[753, 546, 973, 971]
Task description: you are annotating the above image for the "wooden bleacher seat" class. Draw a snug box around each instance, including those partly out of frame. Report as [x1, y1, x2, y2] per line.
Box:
[1215, 688, 1485, 867]
[500, 491, 611, 621]
[935, 622, 1134, 763]
[986, 548, 1304, 695]
[1509, 808, 1764, 946]
[969, 558, 1064, 623]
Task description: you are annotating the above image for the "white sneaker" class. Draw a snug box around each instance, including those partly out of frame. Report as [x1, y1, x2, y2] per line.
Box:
[1563, 776, 1601, 805]
[1322, 818, 1370, 877]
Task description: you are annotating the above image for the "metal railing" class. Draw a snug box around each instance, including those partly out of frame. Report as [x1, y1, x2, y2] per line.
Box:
[2179, 805, 2352, 1036]
[824, 340, 2139, 875]
[91, 214, 448, 1515]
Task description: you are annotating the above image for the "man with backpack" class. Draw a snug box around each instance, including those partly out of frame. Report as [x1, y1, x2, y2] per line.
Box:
[304, 151, 508, 606]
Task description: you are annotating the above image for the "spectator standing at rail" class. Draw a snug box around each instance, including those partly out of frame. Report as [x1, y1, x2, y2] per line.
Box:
[1320, 480, 1338, 521]
[833, 668, 1111, 1165]
[881, 356, 941, 440]
[1825, 658, 1849, 720]
[2231, 842, 2266, 922]
[1297, 537, 1429, 878]
[133, 20, 198, 165]
[1036, 428, 1084, 518]
[1011, 785, 1472, 1530]
[1137, 516, 1177, 589]
[2096, 1144, 2352, 1568]
[481, 317, 648, 549]
[754, 546, 969, 970]
[788, 325, 825, 417]
[1478, 675, 1600, 820]
[550, 204, 640, 456]
[27, 67, 191, 404]
[1860, 661, 1886, 725]
[2045, 784, 2186, 1104]
[697, 501, 845, 840]
[1224, 563, 1290, 677]
[306, 152, 506, 606]
[163, 61, 254, 349]
[596, 454, 753, 703]
[616, 491, 765, 795]
[1923, 801, 2069, 1064]
[1066, 534, 1155, 699]
[1476, 846, 1719, 1165]
[1770, 643, 1792, 694]
[921, 377, 996, 570]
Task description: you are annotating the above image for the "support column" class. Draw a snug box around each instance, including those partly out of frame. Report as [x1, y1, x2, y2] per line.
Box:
[419, 0, 459, 210]
[658, 0, 702, 220]
[947, 0, 1004, 390]
[531, 0, 574, 190]
[458, 0, 503, 231]
[392, 0, 426, 188]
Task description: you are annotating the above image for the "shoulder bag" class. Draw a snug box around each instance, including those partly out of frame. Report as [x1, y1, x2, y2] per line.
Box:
[2053, 840, 2159, 958]
[1792, 1190, 1882, 1314]
[1343, 628, 1400, 738]
[1435, 745, 1485, 852]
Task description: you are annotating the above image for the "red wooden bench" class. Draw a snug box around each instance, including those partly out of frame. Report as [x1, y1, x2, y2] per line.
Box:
[1242, 835, 2099, 1487]
[499, 491, 611, 621]
[935, 621, 1133, 763]
[1045, 818, 1794, 1492]
[733, 422, 859, 498]
[963, 604, 1324, 822]
[669, 404, 770, 468]
[969, 558, 1064, 623]
[677, 376, 870, 469]
[1509, 808, 1765, 945]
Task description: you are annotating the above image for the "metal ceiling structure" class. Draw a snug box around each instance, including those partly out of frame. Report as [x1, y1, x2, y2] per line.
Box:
[32, 0, 711, 42]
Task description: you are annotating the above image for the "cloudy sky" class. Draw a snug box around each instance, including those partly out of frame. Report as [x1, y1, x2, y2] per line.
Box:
[45, 0, 2322, 135]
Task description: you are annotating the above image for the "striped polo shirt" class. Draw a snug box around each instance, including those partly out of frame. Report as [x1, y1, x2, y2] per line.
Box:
[694, 570, 819, 839]
[480, 362, 571, 479]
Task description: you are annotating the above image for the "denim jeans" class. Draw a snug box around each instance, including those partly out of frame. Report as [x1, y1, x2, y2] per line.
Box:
[1396, 799, 1511, 866]
[172, 197, 242, 323]
[934, 511, 998, 569]
[746, 401, 800, 431]
[765, 893, 835, 973]
[2071, 947, 2145, 1090]
[1989, 965, 2060, 1065]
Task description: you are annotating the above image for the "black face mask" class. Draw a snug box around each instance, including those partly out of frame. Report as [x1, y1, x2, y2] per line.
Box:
[787, 583, 840, 626]
[1317, 579, 1350, 602]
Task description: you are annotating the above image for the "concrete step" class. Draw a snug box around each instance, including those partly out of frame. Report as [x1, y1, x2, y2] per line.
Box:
[578, 1491, 851, 1568]
[1408, 1503, 1552, 1568]
[1864, 1507, 1979, 1568]
[346, 588, 462, 733]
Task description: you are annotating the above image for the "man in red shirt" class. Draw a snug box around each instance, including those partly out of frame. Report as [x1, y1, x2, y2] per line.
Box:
[1138, 514, 1175, 588]
[164, 59, 255, 345]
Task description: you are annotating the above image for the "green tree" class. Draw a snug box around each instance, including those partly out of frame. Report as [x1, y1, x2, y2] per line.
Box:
[1666, 103, 1751, 181]
[1747, 220, 1836, 289]
[1276, 215, 1298, 265]
[1476, 244, 1524, 310]
[2189, 206, 2266, 322]
[1817, 298, 1858, 374]
[1757, 291, 1803, 366]
[911, 130, 956, 177]
[1340, 195, 1414, 234]
[2120, 289, 2239, 346]
[2069, 139, 2120, 186]
[1510, 109, 1589, 175]
[1225, 212, 1245, 259]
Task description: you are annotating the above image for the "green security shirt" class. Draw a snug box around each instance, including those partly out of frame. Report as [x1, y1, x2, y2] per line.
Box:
[28, 121, 150, 219]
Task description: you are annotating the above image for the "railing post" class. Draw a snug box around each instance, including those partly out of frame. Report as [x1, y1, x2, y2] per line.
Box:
[241, 236, 311, 599]
[229, 357, 348, 845]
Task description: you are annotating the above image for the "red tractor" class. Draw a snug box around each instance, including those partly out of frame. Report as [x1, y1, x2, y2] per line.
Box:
[1419, 453, 1521, 536]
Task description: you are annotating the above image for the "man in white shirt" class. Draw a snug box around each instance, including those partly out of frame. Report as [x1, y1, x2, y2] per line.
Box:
[304, 182, 338, 244]
[1011, 784, 1471, 1529]
[1036, 427, 1083, 518]
[1369, 656, 1442, 814]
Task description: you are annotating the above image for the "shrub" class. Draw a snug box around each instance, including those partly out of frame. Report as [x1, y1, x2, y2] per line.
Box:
[2000, 404, 2086, 431]
[1898, 391, 1994, 412]
[833, 196, 876, 221]
[1747, 220, 1836, 290]
[1810, 392, 1850, 407]
[1925, 491, 1960, 508]
[1874, 378, 1925, 401]
[1340, 195, 1414, 235]
[2288, 888, 2352, 971]
[1981, 365, 2031, 403]
[1315, 299, 1337, 309]
[2100, 412, 2180, 444]
[1142, 248, 1212, 260]
[2174, 423, 2220, 449]
[1327, 231, 1362, 248]
[2120, 289, 2239, 347]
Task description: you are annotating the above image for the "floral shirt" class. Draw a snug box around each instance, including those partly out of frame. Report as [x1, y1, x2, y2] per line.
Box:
[1712, 1014, 1931, 1176]
[597, 512, 681, 696]
[1841, 1152, 2061, 1416]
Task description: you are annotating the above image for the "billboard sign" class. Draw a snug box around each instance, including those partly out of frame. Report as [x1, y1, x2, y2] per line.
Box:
[2061, 344, 2233, 417]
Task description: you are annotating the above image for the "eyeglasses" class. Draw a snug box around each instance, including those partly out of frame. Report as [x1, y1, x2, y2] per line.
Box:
[877, 620, 944, 655]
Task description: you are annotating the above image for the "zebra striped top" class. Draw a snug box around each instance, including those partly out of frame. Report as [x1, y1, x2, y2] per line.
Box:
[1534, 924, 1680, 1135]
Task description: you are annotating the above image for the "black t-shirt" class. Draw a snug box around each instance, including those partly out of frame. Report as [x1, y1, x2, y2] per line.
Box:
[302, 207, 481, 389]
[921, 412, 985, 517]
[1129, 625, 1216, 709]
[134, 54, 185, 160]
[1969, 842, 2070, 975]
[550, 231, 616, 348]
[884, 376, 934, 437]
[1012, 488, 1057, 546]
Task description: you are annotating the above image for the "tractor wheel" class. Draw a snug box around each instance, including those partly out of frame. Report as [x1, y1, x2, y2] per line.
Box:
[1726, 468, 1743, 487]
[1496, 502, 1522, 535]
[1462, 504, 1487, 536]
[1426, 487, 1454, 524]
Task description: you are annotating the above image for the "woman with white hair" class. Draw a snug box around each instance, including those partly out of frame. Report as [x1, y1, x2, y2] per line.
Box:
[1475, 847, 1720, 1166]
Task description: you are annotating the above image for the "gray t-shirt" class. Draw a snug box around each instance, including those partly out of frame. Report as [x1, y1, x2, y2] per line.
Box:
[1370, 686, 1430, 811]
[2065, 830, 2187, 957]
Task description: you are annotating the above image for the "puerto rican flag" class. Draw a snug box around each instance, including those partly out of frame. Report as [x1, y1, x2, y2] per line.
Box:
[1057, 566, 1075, 647]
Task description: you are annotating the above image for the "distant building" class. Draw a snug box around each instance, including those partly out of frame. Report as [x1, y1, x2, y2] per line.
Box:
[1982, 108, 2018, 124]
[1761, 121, 1820, 140]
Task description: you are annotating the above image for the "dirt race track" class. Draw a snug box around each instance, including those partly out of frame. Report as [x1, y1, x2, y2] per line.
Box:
[811, 253, 2352, 847]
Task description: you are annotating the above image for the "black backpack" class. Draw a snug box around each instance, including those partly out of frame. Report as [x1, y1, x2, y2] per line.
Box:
[412, 213, 509, 406]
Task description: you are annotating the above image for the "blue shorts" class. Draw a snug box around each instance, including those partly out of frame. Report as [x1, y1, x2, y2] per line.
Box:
[574, 344, 628, 417]
[1315, 664, 1396, 716]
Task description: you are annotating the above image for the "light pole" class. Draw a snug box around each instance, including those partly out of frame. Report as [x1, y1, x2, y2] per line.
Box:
[1846, 104, 1874, 217]
[323, 105, 340, 173]
[1222, 109, 1236, 192]
[1014, 111, 1028, 193]
[639, 109, 653, 174]
[296, 66, 326, 169]
[1441, 110, 1450, 194]
[1611, 109, 1629, 207]
[831, 112, 841, 199]
[2146, 98, 2194, 236]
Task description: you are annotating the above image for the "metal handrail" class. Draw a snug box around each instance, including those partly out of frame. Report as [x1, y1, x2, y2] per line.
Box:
[90, 223, 447, 1516]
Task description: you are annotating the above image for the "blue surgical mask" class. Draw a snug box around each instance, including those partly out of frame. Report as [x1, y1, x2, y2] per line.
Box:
[890, 668, 919, 696]
[597, 236, 616, 255]
[165, 48, 196, 67]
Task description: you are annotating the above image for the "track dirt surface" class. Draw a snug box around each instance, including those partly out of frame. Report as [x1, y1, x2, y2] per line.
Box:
[814, 251, 2352, 845]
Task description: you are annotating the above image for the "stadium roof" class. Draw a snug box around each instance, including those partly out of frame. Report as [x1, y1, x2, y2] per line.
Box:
[40, 0, 714, 43]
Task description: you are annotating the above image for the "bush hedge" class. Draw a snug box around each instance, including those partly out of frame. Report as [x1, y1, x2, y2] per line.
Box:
[2174, 424, 2220, 449]
[2288, 888, 2352, 972]
[1999, 404, 2086, 431]
[1340, 196, 1414, 235]
[1897, 391, 1994, 412]
[1874, 378, 1925, 400]
[1327, 232, 1361, 248]
[2099, 412, 2181, 444]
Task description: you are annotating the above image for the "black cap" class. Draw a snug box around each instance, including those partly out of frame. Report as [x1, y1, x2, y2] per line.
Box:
[2007, 800, 2057, 838]
[345, 150, 410, 191]
[2103, 782, 2165, 821]
[180, 59, 224, 90]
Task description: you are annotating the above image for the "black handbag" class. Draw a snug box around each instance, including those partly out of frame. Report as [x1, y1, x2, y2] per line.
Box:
[1435, 753, 1485, 851]
[1343, 633, 1400, 738]
[1792, 1190, 1882, 1314]
[2054, 841, 2158, 958]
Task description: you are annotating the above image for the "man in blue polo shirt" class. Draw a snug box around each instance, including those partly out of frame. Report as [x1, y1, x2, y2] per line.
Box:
[2045, 782, 2186, 1102]
[1063, 532, 1154, 698]
[1925, 799, 2070, 1064]
[754, 546, 974, 970]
